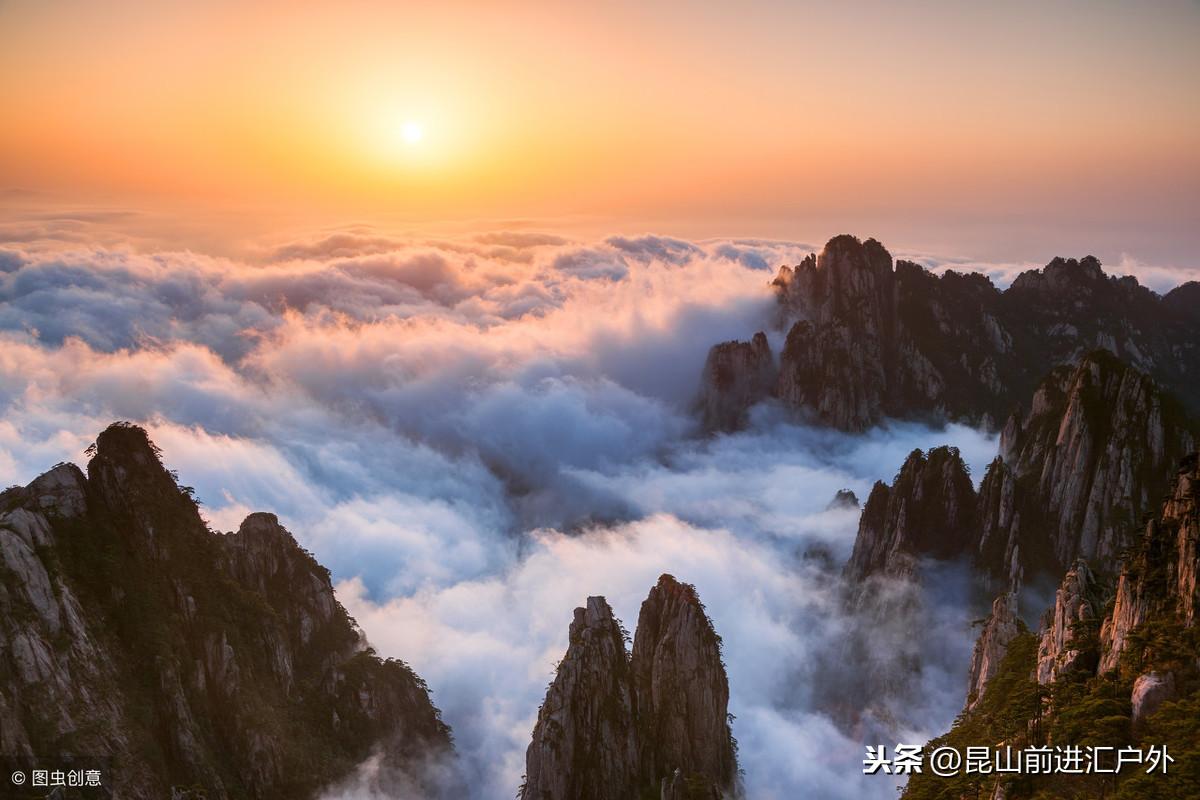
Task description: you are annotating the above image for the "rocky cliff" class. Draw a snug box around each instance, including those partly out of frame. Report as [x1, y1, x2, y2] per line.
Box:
[905, 453, 1200, 800]
[632, 576, 737, 795]
[0, 422, 457, 799]
[1034, 560, 1102, 686]
[774, 237, 898, 432]
[843, 446, 977, 583]
[965, 593, 1022, 711]
[1099, 453, 1200, 673]
[699, 234, 1200, 432]
[520, 596, 640, 800]
[976, 350, 1195, 585]
[840, 352, 1194, 719]
[840, 352, 1193, 591]
[698, 332, 776, 432]
[521, 575, 737, 800]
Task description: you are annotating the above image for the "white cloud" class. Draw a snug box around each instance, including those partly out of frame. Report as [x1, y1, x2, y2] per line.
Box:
[0, 229, 1008, 799]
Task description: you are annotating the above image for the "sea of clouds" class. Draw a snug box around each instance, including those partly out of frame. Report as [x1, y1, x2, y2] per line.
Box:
[3, 223, 1186, 798]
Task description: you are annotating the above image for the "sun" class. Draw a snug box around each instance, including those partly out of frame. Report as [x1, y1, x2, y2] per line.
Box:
[401, 121, 424, 145]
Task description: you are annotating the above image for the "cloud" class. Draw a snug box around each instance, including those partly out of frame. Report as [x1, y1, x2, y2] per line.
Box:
[268, 233, 409, 262]
[713, 242, 772, 270]
[549, 247, 629, 281]
[605, 234, 703, 265]
[0, 227, 1011, 799]
[1109, 253, 1200, 295]
[471, 231, 569, 248]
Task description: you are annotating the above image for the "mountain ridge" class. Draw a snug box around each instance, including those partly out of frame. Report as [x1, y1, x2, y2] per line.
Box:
[700, 234, 1200, 433]
[0, 422, 459, 799]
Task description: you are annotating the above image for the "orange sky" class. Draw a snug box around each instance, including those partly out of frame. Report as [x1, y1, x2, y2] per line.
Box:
[2, 0, 1198, 262]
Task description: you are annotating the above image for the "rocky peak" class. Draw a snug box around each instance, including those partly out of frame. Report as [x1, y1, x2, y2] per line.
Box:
[700, 235, 1200, 433]
[221, 512, 350, 658]
[1163, 281, 1200, 322]
[89, 421, 177, 492]
[965, 593, 1022, 711]
[522, 596, 639, 800]
[903, 454, 1200, 798]
[1011, 255, 1106, 291]
[0, 423, 458, 798]
[774, 235, 894, 321]
[1035, 560, 1102, 685]
[632, 575, 736, 796]
[698, 331, 776, 431]
[844, 446, 977, 582]
[977, 351, 1195, 584]
[1012, 256, 1142, 303]
[522, 576, 737, 800]
[85, 422, 210, 561]
[774, 236, 896, 431]
[827, 489, 860, 510]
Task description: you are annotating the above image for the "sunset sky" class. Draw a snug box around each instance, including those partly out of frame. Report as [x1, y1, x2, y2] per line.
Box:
[3, 5, 1200, 796]
[2, 0, 1198, 263]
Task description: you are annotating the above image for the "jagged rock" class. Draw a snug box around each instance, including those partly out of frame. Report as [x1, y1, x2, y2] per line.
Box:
[700, 235, 1200, 433]
[0, 422, 458, 799]
[26, 463, 89, 518]
[697, 332, 775, 431]
[1035, 560, 1101, 685]
[775, 236, 897, 431]
[976, 351, 1194, 584]
[904, 453, 1200, 798]
[965, 593, 1021, 710]
[633, 575, 736, 795]
[826, 489, 859, 510]
[842, 352, 1192, 594]
[521, 576, 737, 800]
[1130, 671, 1176, 725]
[844, 446, 976, 583]
[1100, 454, 1200, 672]
[521, 596, 640, 800]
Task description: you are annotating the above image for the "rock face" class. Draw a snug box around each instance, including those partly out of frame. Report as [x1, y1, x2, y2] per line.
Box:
[632, 576, 737, 796]
[0, 422, 456, 799]
[977, 350, 1195, 584]
[844, 446, 977, 583]
[774, 237, 898, 431]
[699, 234, 1200, 433]
[521, 597, 640, 800]
[698, 332, 776, 431]
[843, 353, 1193, 590]
[902, 453, 1200, 799]
[1034, 560, 1101, 685]
[1130, 671, 1176, 725]
[1099, 454, 1200, 672]
[521, 575, 737, 800]
[965, 593, 1021, 711]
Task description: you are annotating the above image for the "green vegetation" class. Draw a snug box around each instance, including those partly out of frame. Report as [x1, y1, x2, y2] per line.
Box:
[905, 618, 1199, 799]
[905, 631, 1042, 800]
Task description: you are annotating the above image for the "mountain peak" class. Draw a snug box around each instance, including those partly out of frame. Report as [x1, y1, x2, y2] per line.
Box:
[844, 445, 976, 582]
[702, 235, 1200, 433]
[522, 577, 737, 800]
[93, 421, 164, 469]
[984, 349, 1195, 581]
[1, 424, 459, 797]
